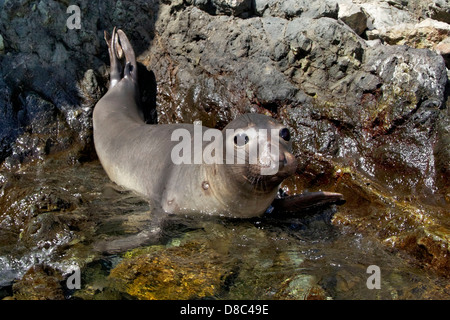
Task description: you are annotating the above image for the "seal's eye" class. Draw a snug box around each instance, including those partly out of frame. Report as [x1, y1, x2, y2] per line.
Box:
[234, 133, 249, 146]
[279, 128, 291, 142]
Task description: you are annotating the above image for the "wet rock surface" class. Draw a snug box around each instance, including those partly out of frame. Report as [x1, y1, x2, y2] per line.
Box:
[107, 240, 231, 300]
[11, 264, 65, 300]
[0, 0, 449, 299]
[146, 0, 450, 277]
[0, 157, 449, 300]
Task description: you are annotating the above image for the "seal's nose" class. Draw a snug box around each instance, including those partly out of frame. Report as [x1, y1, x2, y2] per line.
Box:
[280, 151, 297, 173]
[278, 152, 286, 164]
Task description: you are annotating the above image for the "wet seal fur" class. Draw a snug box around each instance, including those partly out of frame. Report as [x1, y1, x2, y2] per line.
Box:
[93, 29, 344, 219]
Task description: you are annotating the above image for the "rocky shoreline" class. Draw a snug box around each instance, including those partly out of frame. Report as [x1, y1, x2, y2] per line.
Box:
[0, 0, 449, 299]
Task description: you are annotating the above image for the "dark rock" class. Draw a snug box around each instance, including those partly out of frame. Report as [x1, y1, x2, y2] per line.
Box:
[434, 109, 450, 195]
[0, 0, 160, 164]
[12, 265, 65, 300]
[0, 74, 19, 162]
[338, 1, 369, 35]
[211, 0, 253, 17]
[427, 0, 450, 24]
[253, 0, 339, 20]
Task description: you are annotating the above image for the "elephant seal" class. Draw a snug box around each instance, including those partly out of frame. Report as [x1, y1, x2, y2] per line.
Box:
[93, 29, 344, 219]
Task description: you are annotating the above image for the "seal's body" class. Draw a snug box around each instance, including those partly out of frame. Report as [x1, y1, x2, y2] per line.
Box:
[94, 29, 343, 218]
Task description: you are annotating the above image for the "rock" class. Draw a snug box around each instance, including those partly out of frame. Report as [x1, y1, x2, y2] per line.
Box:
[0, 158, 113, 291]
[360, 1, 419, 30]
[109, 241, 231, 299]
[254, 0, 270, 15]
[21, 212, 73, 249]
[276, 274, 329, 300]
[435, 109, 450, 195]
[212, 0, 253, 17]
[427, 0, 450, 23]
[264, 0, 339, 19]
[78, 69, 105, 105]
[0, 179, 81, 252]
[0, 75, 19, 162]
[151, 7, 369, 113]
[436, 37, 450, 67]
[367, 18, 450, 47]
[393, 0, 450, 24]
[0, 90, 79, 168]
[367, 18, 450, 69]
[338, 1, 369, 35]
[186, 0, 253, 17]
[12, 265, 65, 300]
[0, 0, 160, 164]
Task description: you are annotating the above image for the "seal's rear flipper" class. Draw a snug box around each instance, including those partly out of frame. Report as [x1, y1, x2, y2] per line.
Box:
[93, 228, 161, 255]
[104, 28, 138, 89]
[270, 191, 345, 214]
[116, 29, 138, 83]
[104, 28, 121, 89]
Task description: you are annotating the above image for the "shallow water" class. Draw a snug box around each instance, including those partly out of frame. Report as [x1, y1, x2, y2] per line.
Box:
[0, 158, 448, 299]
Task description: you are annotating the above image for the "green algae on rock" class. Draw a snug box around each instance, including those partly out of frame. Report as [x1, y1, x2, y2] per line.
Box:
[108, 241, 231, 300]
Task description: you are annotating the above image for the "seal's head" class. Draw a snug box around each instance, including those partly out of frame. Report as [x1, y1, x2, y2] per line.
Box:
[222, 114, 297, 192]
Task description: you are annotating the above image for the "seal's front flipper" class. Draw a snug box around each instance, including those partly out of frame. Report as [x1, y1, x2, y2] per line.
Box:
[270, 191, 345, 214]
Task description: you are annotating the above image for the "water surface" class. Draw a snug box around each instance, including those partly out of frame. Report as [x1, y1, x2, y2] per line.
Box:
[0, 158, 448, 299]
